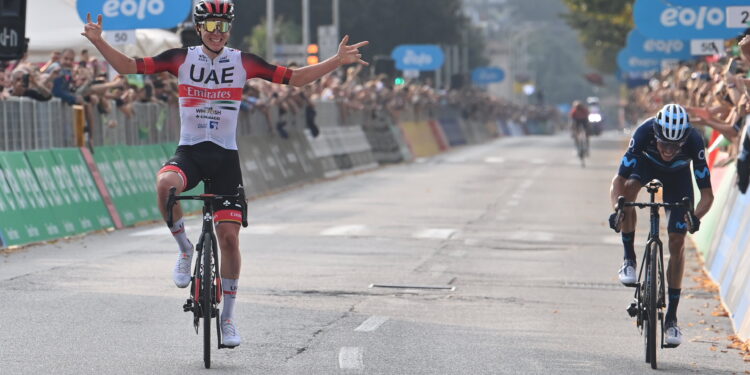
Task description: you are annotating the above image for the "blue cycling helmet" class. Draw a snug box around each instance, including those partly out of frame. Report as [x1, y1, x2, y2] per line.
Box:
[654, 104, 690, 143]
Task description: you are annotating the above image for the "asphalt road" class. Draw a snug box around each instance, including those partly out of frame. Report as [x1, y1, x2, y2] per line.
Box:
[1, 132, 748, 374]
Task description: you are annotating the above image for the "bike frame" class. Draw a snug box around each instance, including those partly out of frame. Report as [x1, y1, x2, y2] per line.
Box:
[618, 179, 695, 369]
[166, 181, 248, 367]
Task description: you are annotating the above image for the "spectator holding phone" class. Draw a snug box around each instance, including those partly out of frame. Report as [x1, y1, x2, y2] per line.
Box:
[10, 69, 52, 101]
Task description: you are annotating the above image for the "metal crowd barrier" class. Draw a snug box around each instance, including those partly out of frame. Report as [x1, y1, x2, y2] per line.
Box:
[0, 98, 281, 151]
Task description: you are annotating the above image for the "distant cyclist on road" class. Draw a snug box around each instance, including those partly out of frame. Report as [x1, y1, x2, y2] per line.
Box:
[569, 100, 589, 138]
[608, 103, 713, 347]
[81, 0, 368, 347]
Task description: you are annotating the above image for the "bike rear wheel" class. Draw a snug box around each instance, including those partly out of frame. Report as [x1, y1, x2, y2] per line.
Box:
[202, 232, 213, 369]
[646, 242, 658, 369]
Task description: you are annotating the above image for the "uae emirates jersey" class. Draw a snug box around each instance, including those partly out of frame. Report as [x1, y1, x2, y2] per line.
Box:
[135, 46, 292, 150]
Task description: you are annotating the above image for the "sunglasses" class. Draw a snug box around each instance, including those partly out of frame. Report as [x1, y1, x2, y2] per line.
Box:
[200, 20, 231, 33]
[656, 139, 685, 152]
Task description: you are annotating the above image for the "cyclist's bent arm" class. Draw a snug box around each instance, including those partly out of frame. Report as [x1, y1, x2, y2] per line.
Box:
[610, 175, 627, 210]
[289, 57, 341, 87]
[289, 35, 368, 87]
[89, 39, 137, 74]
[695, 187, 714, 218]
[81, 13, 137, 74]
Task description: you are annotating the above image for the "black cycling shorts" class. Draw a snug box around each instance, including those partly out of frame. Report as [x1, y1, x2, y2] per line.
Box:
[159, 141, 244, 224]
[627, 163, 693, 234]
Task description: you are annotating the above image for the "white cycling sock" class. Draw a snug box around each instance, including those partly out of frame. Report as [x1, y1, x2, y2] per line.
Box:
[169, 218, 193, 254]
[221, 278, 238, 321]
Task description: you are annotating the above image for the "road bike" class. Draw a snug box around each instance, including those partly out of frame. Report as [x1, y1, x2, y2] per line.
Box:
[612, 179, 696, 369]
[166, 182, 248, 369]
[572, 120, 590, 167]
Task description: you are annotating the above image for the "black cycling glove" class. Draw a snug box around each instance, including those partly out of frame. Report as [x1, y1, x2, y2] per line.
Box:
[686, 212, 701, 233]
[738, 125, 750, 193]
[609, 211, 622, 232]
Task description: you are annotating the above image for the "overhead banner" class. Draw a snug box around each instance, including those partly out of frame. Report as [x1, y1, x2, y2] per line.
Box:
[76, 0, 191, 30]
[634, 0, 750, 39]
[391, 45, 445, 71]
[471, 67, 506, 85]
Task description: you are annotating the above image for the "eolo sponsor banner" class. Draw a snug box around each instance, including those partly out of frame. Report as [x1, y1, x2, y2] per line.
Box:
[625, 30, 692, 59]
[617, 48, 660, 73]
[634, 0, 750, 39]
[76, 0, 191, 30]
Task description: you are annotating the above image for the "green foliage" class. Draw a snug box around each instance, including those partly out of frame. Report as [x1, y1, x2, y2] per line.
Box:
[243, 16, 302, 58]
[561, 0, 634, 73]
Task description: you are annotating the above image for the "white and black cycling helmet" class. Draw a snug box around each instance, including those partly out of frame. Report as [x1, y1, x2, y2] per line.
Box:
[654, 103, 690, 143]
[194, 0, 235, 23]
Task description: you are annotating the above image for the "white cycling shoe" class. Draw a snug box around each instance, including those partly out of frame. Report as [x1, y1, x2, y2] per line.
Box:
[618, 260, 637, 286]
[221, 319, 242, 347]
[172, 251, 193, 288]
[664, 320, 682, 347]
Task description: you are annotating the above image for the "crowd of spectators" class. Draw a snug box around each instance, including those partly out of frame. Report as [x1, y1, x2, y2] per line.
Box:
[625, 36, 750, 166]
[0, 48, 558, 135]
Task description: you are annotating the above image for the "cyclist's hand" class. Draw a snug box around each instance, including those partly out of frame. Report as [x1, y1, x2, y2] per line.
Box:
[738, 131, 750, 193]
[81, 13, 104, 43]
[685, 212, 700, 233]
[609, 210, 623, 233]
[336, 35, 369, 66]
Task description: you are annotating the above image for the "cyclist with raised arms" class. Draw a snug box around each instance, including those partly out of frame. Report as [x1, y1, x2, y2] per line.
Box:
[609, 103, 713, 347]
[81, 0, 369, 347]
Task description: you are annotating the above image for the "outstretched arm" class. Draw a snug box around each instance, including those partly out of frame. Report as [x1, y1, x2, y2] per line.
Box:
[289, 35, 369, 87]
[80, 13, 137, 74]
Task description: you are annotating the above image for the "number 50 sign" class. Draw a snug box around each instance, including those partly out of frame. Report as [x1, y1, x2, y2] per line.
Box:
[105, 30, 137, 46]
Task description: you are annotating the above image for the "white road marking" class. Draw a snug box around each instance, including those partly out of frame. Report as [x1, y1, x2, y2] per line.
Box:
[511, 193, 523, 200]
[530, 158, 547, 165]
[338, 347, 364, 370]
[464, 239, 480, 246]
[519, 179, 534, 190]
[413, 228, 456, 240]
[484, 157, 505, 164]
[321, 225, 367, 236]
[603, 236, 622, 245]
[507, 200, 520, 207]
[354, 316, 389, 332]
[245, 225, 285, 235]
[131, 226, 196, 237]
[508, 231, 555, 242]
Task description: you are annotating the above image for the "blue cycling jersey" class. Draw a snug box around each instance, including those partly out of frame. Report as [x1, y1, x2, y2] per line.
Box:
[618, 117, 711, 190]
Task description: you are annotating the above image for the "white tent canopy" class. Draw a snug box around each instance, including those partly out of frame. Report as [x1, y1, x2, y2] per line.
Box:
[26, 0, 181, 62]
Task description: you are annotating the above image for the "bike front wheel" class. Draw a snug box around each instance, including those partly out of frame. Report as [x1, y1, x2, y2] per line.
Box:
[202, 232, 213, 369]
[645, 242, 659, 369]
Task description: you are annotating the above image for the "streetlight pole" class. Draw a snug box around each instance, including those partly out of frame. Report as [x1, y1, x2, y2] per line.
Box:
[266, 0, 275, 61]
[302, 0, 310, 48]
[332, 0, 340, 40]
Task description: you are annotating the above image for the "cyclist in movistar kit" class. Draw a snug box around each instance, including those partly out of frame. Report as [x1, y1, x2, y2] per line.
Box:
[608, 103, 713, 347]
[81, 0, 368, 347]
